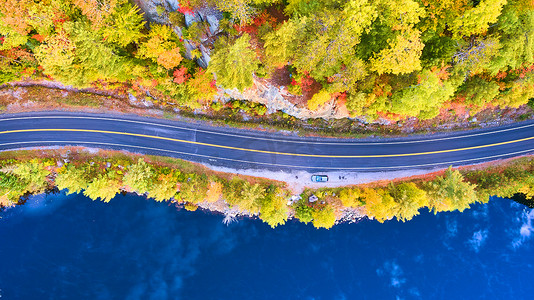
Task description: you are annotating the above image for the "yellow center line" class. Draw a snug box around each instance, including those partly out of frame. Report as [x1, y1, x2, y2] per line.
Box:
[1, 128, 534, 158]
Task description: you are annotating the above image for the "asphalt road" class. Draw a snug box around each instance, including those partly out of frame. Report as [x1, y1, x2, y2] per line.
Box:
[1, 112, 534, 172]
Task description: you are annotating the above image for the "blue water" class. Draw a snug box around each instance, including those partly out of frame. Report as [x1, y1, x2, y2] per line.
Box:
[1, 192, 533, 299]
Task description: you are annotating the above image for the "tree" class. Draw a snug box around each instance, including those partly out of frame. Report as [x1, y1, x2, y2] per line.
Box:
[327, 58, 367, 94]
[461, 77, 500, 107]
[187, 69, 218, 103]
[137, 24, 183, 69]
[338, 187, 364, 208]
[149, 172, 179, 202]
[12, 159, 51, 192]
[205, 180, 223, 203]
[307, 89, 331, 111]
[293, 0, 378, 79]
[101, 2, 145, 47]
[427, 167, 480, 213]
[34, 21, 133, 87]
[451, 0, 507, 39]
[294, 201, 314, 224]
[362, 188, 399, 223]
[486, 8, 534, 75]
[238, 182, 264, 213]
[34, 28, 76, 73]
[263, 18, 307, 68]
[123, 159, 154, 193]
[389, 69, 457, 119]
[389, 182, 428, 222]
[311, 205, 336, 229]
[452, 37, 501, 76]
[177, 174, 208, 204]
[0, 171, 28, 205]
[0, 0, 34, 49]
[377, 0, 425, 32]
[369, 29, 424, 75]
[84, 171, 122, 202]
[495, 76, 534, 108]
[73, 0, 119, 30]
[420, 0, 470, 35]
[222, 177, 265, 213]
[208, 34, 259, 91]
[260, 187, 289, 228]
[56, 163, 91, 194]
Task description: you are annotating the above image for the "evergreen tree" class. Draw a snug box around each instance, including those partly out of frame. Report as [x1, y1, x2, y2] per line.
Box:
[208, 34, 259, 91]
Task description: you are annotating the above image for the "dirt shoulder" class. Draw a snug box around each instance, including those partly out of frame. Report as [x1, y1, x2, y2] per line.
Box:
[1, 81, 533, 140]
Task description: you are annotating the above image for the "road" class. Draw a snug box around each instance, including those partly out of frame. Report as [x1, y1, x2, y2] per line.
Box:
[1, 112, 534, 172]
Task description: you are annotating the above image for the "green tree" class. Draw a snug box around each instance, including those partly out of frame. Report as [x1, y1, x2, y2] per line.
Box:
[123, 159, 154, 193]
[56, 163, 91, 194]
[177, 174, 208, 204]
[238, 182, 264, 213]
[389, 182, 428, 222]
[389, 69, 457, 118]
[327, 58, 367, 94]
[294, 201, 314, 224]
[461, 77, 500, 107]
[0, 171, 27, 205]
[101, 2, 145, 47]
[293, 0, 378, 79]
[263, 18, 307, 68]
[208, 34, 259, 91]
[84, 171, 122, 202]
[12, 159, 51, 191]
[427, 167, 480, 213]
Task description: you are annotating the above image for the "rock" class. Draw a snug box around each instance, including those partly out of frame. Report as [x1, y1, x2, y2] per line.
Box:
[205, 14, 220, 35]
[165, 0, 179, 11]
[128, 93, 138, 105]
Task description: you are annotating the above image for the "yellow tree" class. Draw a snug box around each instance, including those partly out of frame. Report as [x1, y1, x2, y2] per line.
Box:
[137, 24, 183, 70]
[427, 167, 480, 213]
[370, 28, 425, 75]
[205, 180, 223, 203]
[260, 187, 289, 228]
[362, 188, 399, 223]
[311, 205, 337, 229]
[451, 0, 508, 39]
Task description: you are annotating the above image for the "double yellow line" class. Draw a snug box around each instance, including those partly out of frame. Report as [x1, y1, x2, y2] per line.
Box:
[1, 128, 533, 158]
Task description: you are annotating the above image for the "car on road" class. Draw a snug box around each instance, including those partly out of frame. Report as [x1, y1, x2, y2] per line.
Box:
[311, 175, 328, 182]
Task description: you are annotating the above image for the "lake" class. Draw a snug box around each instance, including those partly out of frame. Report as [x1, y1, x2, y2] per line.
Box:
[1, 192, 533, 299]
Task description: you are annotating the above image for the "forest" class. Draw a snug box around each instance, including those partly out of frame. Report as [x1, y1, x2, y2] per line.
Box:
[1, 0, 534, 121]
[2, 149, 534, 228]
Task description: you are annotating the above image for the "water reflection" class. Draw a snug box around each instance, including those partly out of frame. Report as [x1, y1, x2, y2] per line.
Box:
[0, 192, 532, 299]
